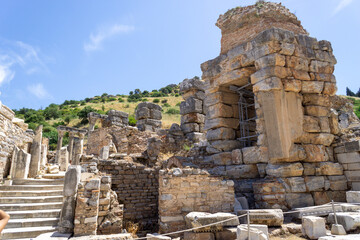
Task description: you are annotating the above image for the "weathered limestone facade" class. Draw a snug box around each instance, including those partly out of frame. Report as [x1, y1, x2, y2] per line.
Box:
[0, 101, 32, 180]
[197, 2, 346, 210]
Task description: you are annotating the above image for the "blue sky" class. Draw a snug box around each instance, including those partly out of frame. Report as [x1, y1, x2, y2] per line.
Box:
[0, 0, 359, 110]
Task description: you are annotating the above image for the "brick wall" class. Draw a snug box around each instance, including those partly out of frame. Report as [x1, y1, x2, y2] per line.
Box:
[97, 160, 159, 230]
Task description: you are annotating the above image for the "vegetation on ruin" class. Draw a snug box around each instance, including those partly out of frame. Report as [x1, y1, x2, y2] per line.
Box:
[13, 84, 182, 150]
[346, 87, 360, 118]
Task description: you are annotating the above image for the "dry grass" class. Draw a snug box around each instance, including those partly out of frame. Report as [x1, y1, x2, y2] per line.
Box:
[66, 95, 182, 128]
[124, 221, 140, 237]
[270, 236, 306, 240]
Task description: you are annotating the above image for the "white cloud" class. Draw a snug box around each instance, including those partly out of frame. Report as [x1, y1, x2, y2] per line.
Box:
[84, 24, 135, 52]
[0, 65, 15, 86]
[0, 39, 48, 86]
[333, 0, 354, 14]
[27, 83, 51, 99]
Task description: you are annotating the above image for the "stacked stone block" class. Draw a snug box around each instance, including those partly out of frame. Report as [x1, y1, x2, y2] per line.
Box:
[335, 140, 360, 190]
[158, 168, 235, 234]
[179, 77, 206, 142]
[74, 178, 101, 236]
[199, 2, 347, 210]
[97, 159, 159, 230]
[135, 102, 162, 132]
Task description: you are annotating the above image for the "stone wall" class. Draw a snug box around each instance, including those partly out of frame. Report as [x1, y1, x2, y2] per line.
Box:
[74, 174, 123, 236]
[0, 101, 32, 180]
[335, 141, 360, 191]
[97, 159, 159, 230]
[158, 168, 235, 234]
[199, 2, 347, 210]
[179, 77, 206, 142]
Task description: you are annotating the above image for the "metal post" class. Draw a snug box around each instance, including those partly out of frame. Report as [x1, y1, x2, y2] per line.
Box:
[331, 200, 338, 225]
[247, 210, 251, 240]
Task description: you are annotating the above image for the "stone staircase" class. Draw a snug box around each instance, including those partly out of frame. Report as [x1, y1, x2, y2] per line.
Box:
[1, 173, 65, 239]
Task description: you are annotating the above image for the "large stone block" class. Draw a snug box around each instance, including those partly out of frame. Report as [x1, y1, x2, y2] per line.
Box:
[283, 177, 306, 193]
[328, 212, 360, 231]
[302, 216, 327, 240]
[210, 140, 241, 152]
[266, 163, 303, 178]
[301, 81, 324, 94]
[305, 106, 329, 117]
[205, 92, 239, 107]
[226, 165, 259, 179]
[238, 209, 283, 226]
[205, 118, 239, 130]
[297, 133, 335, 146]
[258, 90, 303, 160]
[286, 56, 309, 71]
[29, 125, 43, 178]
[181, 123, 200, 134]
[305, 176, 325, 191]
[242, 146, 269, 164]
[327, 175, 348, 191]
[250, 66, 291, 84]
[255, 53, 285, 69]
[185, 212, 239, 232]
[346, 191, 360, 203]
[344, 141, 360, 152]
[303, 144, 328, 162]
[236, 225, 268, 240]
[344, 171, 360, 181]
[180, 77, 205, 93]
[337, 152, 360, 164]
[303, 94, 331, 107]
[303, 116, 321, 133]
[180, 97, 203, 115]
[205, 152, 232, 166]
[207, 103, 233, 119]
[253, 77, 283, 92]
[286, 193, 314, 209]
[323, 82, 337, 96]
[181, 113, 205, 124]
[319, 162, 343, 176]
[206, 128, 235, 141]
[135, 107, 150, 120]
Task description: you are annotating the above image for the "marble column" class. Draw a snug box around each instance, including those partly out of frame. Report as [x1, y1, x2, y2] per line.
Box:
[55, 130, 65, 163]
[68, 133, 75, 164]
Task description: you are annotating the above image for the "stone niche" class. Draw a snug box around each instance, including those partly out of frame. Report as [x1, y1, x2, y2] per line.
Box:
[200, 2, 344, 209]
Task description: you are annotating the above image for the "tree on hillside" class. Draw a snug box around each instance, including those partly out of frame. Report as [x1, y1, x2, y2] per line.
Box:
[346, 87, 356, 97]
[78, 106, 98, 124]
[356, 88, 360, 98]
[43, 104, 60, 120]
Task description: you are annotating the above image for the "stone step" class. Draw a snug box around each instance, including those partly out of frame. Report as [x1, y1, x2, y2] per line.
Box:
[0, 202, 62, 211]
[0, 196, 63, 204]
[0, 190, 63, 197]
[6, 209, 61, 219]
[1, 226, 57, 239]
[0, 185, 63, 191]
[42, 173, 66, 179]
[12, 178, 64, 185]
[6, 217, 59, 229]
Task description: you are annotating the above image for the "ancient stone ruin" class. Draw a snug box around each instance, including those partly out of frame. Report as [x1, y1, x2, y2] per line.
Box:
[1, 2, 360, 240]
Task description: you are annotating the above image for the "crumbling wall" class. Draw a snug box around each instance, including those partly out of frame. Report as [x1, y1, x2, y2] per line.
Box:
[0, 101, 32, 180]
[199, 2, 347, 210]
[158, 168, 235, 234]
[74, 174, 123, 236]
[97, 159, 159, 230]
[87, 126, 153, 156]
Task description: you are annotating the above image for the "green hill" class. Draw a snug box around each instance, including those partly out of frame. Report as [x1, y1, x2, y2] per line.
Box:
[13, 85, 182, 150]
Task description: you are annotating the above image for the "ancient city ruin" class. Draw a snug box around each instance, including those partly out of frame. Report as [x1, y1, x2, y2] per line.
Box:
[1, 2, 360, 240]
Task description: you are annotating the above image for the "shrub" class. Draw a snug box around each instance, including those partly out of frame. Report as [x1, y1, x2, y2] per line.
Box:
[176, 102, 181, 106]
[153, 99, 160, 103]
[161, 99, 168, 104]
[166, 108, 180, 114]
[118, 97, 124, 102]
[175, 94, 179, 97]
[128, 115, 137, 126]
[163, 103, 170, 108]
[124, 104, 130, 108]
[78, 106, 97, 124]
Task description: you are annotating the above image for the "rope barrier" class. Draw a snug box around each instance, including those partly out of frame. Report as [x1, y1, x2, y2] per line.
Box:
[132, 201, 360, 239]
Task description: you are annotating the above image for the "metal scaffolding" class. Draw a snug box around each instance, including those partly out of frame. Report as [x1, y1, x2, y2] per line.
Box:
[230, 84, 258, 148]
